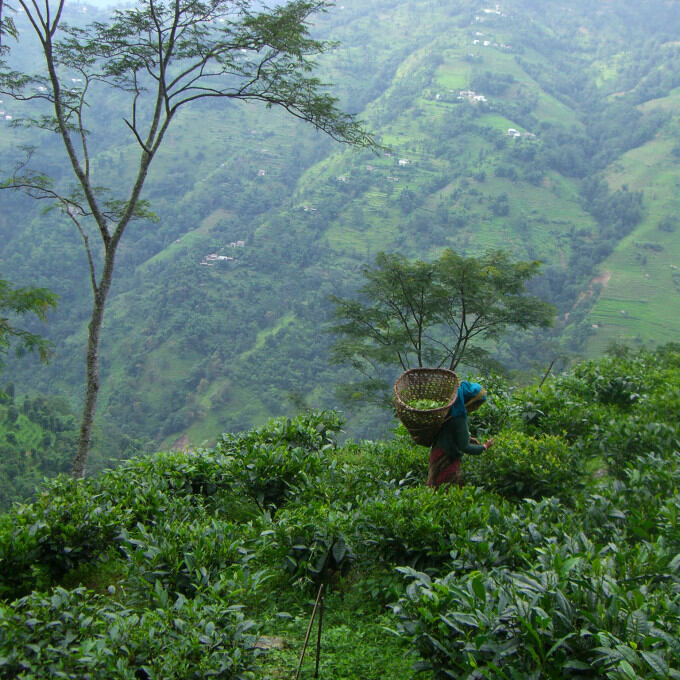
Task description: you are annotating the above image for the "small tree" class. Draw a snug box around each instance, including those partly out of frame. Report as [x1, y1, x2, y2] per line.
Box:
[435, 249, 555, 370]
[329, 249, 555, 404]
[329, 252, 439, 379]
[1, 0, 374, 477]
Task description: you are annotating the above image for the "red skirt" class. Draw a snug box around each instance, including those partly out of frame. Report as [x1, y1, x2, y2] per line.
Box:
[427, 447, 462, 488]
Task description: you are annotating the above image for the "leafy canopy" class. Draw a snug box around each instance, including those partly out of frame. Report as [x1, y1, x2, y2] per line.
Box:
[329, 249, 555, 404]
[0, 276, 58, 373]
[1, 0, 375, 477]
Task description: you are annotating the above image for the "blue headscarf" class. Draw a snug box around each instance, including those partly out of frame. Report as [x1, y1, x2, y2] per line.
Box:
[450, 381, 486, 418]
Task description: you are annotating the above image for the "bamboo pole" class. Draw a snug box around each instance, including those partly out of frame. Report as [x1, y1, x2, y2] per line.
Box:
[294, 582, 326, 680]
[314, 591, 325, 678]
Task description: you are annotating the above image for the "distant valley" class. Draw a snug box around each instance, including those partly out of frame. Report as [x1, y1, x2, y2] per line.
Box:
[2, 0, 680, 465]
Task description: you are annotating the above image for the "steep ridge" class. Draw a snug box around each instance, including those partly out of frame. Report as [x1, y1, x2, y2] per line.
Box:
[2, 0, 680, 456]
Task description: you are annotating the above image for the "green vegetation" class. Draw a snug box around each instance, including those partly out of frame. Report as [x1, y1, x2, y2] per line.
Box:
[1, 0, 375, 479]
[329, 249, 554, 405]
[0, 391, 76, 510]
[1, 346, 679, 677]
[406, 399, 448, 410]
[2, 0, 680, 473]
[0, 277, 57, 373]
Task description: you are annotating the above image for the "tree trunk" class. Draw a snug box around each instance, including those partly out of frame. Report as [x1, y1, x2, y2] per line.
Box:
[71, 251, 116, 478]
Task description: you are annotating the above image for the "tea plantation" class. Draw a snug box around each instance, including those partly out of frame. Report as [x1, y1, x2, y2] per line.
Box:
[1, 346, 679, 679]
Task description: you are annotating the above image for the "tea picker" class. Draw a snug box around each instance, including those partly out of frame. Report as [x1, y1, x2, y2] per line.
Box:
[394, 368, 494, 488]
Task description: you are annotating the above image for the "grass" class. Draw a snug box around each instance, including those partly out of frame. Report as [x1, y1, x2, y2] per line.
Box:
[239, 312, 297, 361]
[638, 85, 680, 113]
[256, 600, 428, 680]
[435, 60, 471, 90]
[586, 125, 680, 354]
[478, 112, 518, 130]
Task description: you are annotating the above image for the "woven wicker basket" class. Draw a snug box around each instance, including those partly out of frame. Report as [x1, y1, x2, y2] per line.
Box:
[394, 368, 460, 446]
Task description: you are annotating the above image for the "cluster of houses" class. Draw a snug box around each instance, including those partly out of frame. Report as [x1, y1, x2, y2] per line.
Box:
[457, 89, 488, 103]
[1, 76, 84, 122]
[199, 241, 245, 266]
[507, 128, 537, 139]
[472, 38, 512, 49]
[477, 4, 503, 18]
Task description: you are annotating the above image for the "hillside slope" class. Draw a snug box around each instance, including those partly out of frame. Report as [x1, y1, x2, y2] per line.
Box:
[1, 347, 679, 677]
[2, 0, 680, 456]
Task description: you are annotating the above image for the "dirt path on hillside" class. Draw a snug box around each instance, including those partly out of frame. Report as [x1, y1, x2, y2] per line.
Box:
[591, 271, 612, 287]
[564, 270, 612, 321]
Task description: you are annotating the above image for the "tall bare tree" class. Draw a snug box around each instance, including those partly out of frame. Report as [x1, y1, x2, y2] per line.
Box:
[1, 0, 374, 477]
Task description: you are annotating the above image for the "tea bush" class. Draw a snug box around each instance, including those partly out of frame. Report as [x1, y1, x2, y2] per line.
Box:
[513, 381, 606, 452]
[224, 441, 324, 510]
[256, 501, 354, 590]
[0, 414, 343, 598]
[464, 431, 582, 502]
[354, 486, 520, 571]
[328, 435, 426, 503]
[0, 585, 259, 679]
[0, 475, 129, 598]
[218, 411, 342, 510]
[119, 515, 259, 597]
[392, 548, 680, 679]
[218, 410, 342, 455]
[571, 355, 646, 407]
[598, 414, 678, 478]
[2, 348, 680, 678]
[466, 373, 519, 439]
[596, 451, 680, 543]
[0, 449, 248, 597]
[106, 448, 235, 504]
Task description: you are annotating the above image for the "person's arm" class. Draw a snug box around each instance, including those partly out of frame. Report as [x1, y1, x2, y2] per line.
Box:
[453, 417, 486, 455]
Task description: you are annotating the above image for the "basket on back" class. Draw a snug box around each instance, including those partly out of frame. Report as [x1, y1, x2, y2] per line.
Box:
[394, 368, 460, 446]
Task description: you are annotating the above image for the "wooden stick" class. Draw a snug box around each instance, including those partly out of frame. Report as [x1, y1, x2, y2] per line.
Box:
[539, 359, 555, 389]
[295, 582, 326, 680]
[314, 590, 325, 678]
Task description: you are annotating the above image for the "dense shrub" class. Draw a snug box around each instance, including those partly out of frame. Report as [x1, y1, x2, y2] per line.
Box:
[354, 486, 518, 571]
[0, 449, 242, 597]
[259, 501, 355, 589]
[1, 349, 680, 678]
[571, 355, 646, 407]
[218, 410, 342, 455]
[335, 434, 427, 497]
[0, 476, 129, 598]
[513, 380, 606, 449]
[466, 373, 519, 439]
[599, 415, 678, 478]
[595, 451, 680, 543]
[224, 441, 323, 510]
[119, 515, 260, 597]
[0, 586, 259, 679]
[392, 548, 680, 679]
[465, 431, 582, 502]
[218, 411, 342, 509]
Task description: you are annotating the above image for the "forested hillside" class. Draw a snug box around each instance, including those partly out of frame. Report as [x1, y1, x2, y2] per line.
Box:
[2, 0, 680, 470]
[1, 346, 679, 677]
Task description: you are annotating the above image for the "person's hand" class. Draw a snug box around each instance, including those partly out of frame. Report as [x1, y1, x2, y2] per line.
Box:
[483, 438, 494, 450]
[470, 437, 480, 445]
